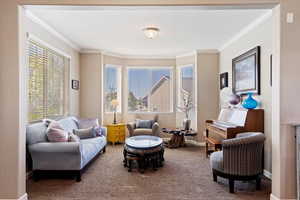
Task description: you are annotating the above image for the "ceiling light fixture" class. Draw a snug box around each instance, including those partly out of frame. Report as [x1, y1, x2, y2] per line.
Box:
[143, 27, 160, 39]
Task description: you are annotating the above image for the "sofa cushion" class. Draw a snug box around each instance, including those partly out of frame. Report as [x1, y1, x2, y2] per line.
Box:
[74, 127, 95, 139]
[210, 151, 224, 172]
[26, 122, 48, 145]
[80, 137, 106, 167]
[78, 118, 99, 129]
[58, 117, 79, 133]
[136, 119, 153, 129]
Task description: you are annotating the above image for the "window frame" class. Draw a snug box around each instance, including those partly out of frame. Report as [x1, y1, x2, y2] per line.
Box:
[126, 66, 174, 114]
[177, 64, 195, 111]
[103, 64, 122, 114]
[27, 34, 71, 123]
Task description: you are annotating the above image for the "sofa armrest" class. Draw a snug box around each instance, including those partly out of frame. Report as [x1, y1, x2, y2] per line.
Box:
[152, 122, 160, 136]
[29, 142, 81, 154]
[127, 122, 136, 136]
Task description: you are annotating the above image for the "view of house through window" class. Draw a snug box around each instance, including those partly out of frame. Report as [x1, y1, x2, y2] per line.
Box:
[128, 67, 173, 112]
[104, 64, 121, 112]
[28, 40, 69, 122]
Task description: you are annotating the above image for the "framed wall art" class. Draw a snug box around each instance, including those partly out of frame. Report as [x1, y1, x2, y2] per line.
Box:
[232, 46, 261, 95]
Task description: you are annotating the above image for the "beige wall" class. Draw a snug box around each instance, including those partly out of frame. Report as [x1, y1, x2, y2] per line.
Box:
[219, 15, 273, 172]
[271, 1, 300, 199]
[80, 53, 102, 121]
[24, 14, 80, 116]
[197, 52, 220, 141]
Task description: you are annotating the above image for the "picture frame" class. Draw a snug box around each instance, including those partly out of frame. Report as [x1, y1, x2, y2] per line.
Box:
[220, 72, 228, 90]
[232, 46, 261, 95]
[72, 80, 80, 90]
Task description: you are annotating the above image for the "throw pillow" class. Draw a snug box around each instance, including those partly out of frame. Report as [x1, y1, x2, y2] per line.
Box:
[78, 118, 99, 129]
[68, 132, 80, 142]
[73, 127, 95, 139]
[47, 128, 69, 142]
[136, 119, 153, 129]
[47, 120, 63, 130]
[93, 126, 105, 137]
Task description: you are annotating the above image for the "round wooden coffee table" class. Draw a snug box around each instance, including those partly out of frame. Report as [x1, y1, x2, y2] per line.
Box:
[123, 135, 164, 173]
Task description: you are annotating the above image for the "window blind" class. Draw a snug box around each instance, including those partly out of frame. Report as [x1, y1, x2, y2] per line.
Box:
[28, 40, 69, 122]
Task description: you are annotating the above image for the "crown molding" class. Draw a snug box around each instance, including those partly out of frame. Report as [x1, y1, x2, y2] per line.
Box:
[196, 49, 219, 54]
[80, 49, 102, 54]
[219, 10, 273, 52]
[175, 51, 197, 59]
[81, 49, 176, 59]
[25, 9, 80, 51]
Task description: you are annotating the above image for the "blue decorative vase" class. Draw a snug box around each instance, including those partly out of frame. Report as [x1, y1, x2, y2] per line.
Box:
[242, 93, 258, 109]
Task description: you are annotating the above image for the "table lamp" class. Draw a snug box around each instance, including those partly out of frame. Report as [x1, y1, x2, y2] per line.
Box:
[111, 99, 119, 124]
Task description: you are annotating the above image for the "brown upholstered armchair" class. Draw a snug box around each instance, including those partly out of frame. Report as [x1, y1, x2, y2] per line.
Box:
[127, 115, 160, 137]
[210, 132, 265, 193]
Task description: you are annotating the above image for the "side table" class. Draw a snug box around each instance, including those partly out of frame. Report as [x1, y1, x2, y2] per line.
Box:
[107, 123, 126, 145]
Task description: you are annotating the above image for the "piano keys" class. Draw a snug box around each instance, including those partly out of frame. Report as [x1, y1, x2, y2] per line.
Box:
[205, 108, 264, 157]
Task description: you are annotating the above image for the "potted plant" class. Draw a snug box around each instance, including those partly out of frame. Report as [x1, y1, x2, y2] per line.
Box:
[177, 91, 194, 131]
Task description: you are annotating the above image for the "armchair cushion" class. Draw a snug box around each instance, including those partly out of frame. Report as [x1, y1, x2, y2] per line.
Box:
[133, 128, 153, 136]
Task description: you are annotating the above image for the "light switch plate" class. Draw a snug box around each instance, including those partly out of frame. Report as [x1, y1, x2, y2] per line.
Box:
[287, 12, 294, 23]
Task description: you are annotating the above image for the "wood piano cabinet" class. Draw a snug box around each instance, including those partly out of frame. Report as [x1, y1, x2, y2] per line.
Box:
[205, 108, 264, 157]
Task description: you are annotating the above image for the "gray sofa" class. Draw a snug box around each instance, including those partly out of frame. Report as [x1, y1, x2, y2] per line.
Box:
[210, 132, 265, 193]
[26, 116, 107, 181]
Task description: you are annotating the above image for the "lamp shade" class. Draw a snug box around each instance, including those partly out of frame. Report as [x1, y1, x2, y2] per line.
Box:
[111, 99, 119, 107]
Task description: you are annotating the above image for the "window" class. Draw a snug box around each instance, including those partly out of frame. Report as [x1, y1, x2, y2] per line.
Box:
[28, 40, 69, 122]
[104, 64, 121, 112]
[127, 67, 173, 113]
[178, 65, 194, 107]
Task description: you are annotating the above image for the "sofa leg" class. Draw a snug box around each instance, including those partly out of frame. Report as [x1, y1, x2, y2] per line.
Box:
[213, 172, 217, 182]
[229, 179, 234, 193]
[76, 171, 81, 182]
[256, 176, 261, 190]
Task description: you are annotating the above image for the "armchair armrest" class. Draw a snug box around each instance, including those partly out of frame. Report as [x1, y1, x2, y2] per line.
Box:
[127, 122, 136, 137]
[152, 122, 160, 136]
[29, 142, 81, 154]
[222, 132, 265, 147]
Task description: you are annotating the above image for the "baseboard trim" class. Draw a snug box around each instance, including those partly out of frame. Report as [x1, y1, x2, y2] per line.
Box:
[0, 193, 28, 200]
[270, 193, 296, 200]
[263, 169, 272, 180]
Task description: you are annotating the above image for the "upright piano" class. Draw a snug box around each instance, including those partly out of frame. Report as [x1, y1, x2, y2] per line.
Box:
[205, 108, 264, 157]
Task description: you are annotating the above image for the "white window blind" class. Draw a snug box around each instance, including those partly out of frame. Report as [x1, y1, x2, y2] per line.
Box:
[28, 40, 69, 122]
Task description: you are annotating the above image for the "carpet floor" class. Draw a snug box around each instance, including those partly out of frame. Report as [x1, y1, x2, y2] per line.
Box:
[27, 144, 271, 200]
